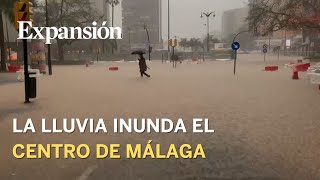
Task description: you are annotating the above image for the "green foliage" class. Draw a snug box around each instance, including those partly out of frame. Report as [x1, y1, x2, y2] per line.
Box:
[203, 35, 220, 45]
[179, 38, 203, 52]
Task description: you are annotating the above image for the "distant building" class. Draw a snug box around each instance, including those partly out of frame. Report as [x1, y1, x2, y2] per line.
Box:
[221, 7, 249, 39]
[121, 0, 162, 51]
[211, 30, 222, 40]
[90, 0, 111, 24]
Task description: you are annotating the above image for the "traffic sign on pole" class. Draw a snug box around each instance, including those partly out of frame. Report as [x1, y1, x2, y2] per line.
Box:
[263, 49, 267, 63]
[231, 42, 240, 75]
[232, 42, 240, 51]
[263, 44, 268, 49]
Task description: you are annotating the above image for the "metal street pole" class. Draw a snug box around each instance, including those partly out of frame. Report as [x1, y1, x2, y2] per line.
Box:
[111, 2, 114, 27]
[144, 24, 151, 61]
[168, 0, 170, 60]
[111, 1, 115, 54]
[233, 50, 237, 75]
[232, 30, 249, 75]
[202, 45, 205, 62]
[107, 0, 119, 54]
[23, 24, 30, 103]
[284, 30, 287, 56]
[172, 46, 175, 68]
[201, 12, 215, 52]
[46, 0, 52, 75]
[207, 17, 210, 52]
[278, 47, 280, 63]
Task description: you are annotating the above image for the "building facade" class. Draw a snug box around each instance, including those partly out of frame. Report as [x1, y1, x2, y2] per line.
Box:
[121, 0, 162, 51]
[221, 7, 249, 40]
[90, 0, 111, 25]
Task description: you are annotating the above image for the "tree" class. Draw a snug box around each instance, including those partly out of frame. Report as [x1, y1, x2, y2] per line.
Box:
[0, 0, 15, 71]
[179, 38, 188, 50]
[34, 0, 101, 61]
[247, 0, 320, 36]
[203, 35, 220, 46]
[175, 38, 202, 53]
[189, 38, 203, 52]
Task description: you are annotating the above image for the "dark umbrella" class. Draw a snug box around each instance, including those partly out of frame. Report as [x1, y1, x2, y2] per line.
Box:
[131, 50, 146, 55]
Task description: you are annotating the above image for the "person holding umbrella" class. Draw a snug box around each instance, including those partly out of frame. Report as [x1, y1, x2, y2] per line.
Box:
[132, 51, 151, 78]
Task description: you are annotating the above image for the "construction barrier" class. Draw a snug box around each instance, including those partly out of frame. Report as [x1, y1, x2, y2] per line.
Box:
[295, 63, 310, 72]
[265, 66, 279, 71]
[292, 71, 299, 80]
[109, 67, 119, 71]
[8, 65, 21, 72]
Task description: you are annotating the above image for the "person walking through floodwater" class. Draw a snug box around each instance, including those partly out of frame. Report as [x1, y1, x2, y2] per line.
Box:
[138, 54, 151, 78]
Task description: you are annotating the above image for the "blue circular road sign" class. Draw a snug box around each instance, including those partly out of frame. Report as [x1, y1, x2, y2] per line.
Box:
[232, 42, 240, 51]
[263, 48, 268, 53]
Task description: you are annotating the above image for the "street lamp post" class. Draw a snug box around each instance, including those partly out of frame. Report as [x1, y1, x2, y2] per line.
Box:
[168, 0, 170, 60]
[284, 30, 287, 56]
[144, 24, 151, 61]
[111, 1, 115, 54]
[201, 12, 215, 52]
[107, 0, 120, 54]
[232, 30, 249, 75]
[45, 0, 52, 75]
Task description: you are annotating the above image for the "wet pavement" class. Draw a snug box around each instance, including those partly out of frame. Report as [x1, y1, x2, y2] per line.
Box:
[0, 54, 319, 180]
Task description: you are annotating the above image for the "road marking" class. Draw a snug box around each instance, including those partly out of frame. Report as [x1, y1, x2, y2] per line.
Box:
[76, 165, 98, 180]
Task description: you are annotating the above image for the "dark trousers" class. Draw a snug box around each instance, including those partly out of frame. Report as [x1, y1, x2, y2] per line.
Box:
[140, 71, 150, 77]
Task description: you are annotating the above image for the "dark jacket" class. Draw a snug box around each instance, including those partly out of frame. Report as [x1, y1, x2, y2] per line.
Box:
[139, 57, 148, 72]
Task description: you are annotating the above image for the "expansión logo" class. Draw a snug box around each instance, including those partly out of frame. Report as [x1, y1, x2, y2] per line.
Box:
[17, 21, 122, 44]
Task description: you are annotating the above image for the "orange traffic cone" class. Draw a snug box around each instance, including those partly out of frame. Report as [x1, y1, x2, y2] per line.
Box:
[292, 71, 299, 80]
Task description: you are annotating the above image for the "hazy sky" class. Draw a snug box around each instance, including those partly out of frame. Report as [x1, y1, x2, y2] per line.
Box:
[114, 0, 248, 39]
[161, 0, 248, 39]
